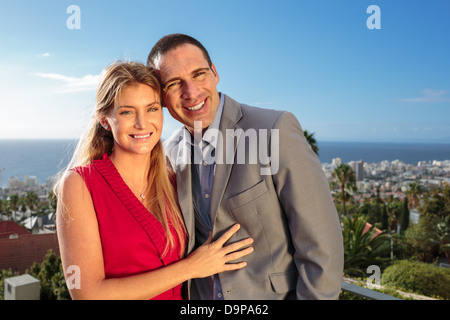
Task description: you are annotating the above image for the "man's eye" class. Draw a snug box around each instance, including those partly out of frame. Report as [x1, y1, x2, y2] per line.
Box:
[165, 81, 180, 90]
[194, 71, 206, 78]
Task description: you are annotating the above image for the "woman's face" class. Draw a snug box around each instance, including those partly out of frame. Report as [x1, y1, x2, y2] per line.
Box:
[102, 83, 163, 157]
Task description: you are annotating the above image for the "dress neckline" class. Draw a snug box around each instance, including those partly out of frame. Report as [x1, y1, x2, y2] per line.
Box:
[93, 153, 168, 261]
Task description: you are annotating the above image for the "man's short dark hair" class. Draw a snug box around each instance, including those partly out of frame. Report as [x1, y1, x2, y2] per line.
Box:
[147, 33, 213, 69]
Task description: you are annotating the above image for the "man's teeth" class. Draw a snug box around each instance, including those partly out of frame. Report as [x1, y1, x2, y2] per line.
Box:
[133, 133, 151, 139]
[187, 101, 205, 111]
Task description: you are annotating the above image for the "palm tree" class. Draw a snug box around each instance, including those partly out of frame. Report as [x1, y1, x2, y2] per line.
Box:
[19, 196, 27, 219]
[332, 163, 357, 215]
[303, 130, 319, 156]
[48, 190, 57, 213]
[342, 215, 391, 277]
[381, 203, 389, 231]
[0, 199, 11, 220]
[400, 197, 410, 234]
[24, 191, 39, 217]
[9, 194, 19, 222]
[405, 182, 424, 209]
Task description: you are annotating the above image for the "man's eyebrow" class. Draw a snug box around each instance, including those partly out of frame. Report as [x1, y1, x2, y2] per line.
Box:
[192, 67, 211, 74]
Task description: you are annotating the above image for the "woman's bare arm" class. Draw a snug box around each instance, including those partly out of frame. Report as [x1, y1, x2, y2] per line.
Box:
[57, 171, 253, 300]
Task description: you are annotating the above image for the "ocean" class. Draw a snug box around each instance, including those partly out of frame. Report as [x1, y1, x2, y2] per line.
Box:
[0, 139, 77, 188]
[1, 139, 450, 188]
[317, 141, 450, 164]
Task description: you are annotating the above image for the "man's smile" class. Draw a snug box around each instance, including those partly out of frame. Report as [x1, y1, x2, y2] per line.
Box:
[185, 100, 205, 112]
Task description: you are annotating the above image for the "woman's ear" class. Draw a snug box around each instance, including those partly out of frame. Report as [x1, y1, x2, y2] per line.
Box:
[99, 118, 110, 130]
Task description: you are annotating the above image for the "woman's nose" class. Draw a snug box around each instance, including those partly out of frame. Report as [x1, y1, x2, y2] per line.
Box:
[134, 113, 146, 129]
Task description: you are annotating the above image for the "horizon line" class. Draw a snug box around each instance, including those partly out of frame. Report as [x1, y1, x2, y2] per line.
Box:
[1, 137, 450, 145]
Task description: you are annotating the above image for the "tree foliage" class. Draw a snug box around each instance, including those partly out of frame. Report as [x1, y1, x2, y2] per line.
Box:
[405, 183, 450, 263]
[303, 130, 319, 156]
[332, 164, 357, 215]
[342, 215, 391, 277]
[26, 250, 70, 300]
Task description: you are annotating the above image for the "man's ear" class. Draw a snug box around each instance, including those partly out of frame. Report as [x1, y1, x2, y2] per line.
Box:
[211, 63, 219, 84]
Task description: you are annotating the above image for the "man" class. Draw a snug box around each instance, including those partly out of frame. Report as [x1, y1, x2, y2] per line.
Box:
[147, 33, 343, 300]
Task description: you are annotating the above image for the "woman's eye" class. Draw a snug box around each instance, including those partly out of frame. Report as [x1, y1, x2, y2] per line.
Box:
[119, 110, 132, 115]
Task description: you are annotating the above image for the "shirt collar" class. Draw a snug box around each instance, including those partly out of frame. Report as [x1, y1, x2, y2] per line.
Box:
[204, 93, 224, 150]
[182, 93, 224, 151]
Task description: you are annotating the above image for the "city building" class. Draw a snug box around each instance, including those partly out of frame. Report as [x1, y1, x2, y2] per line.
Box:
[0, 221, 59, 274]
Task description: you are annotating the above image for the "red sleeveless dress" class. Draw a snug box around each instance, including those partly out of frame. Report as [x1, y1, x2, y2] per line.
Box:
[73, 153, 184, 300]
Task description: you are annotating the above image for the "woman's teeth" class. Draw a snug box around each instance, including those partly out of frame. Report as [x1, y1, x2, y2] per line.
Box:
[132, 133, 151, 139]
[187, 101, 205, 111]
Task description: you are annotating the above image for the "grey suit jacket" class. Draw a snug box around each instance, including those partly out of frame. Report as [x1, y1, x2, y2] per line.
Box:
[164, 94, 344, 300]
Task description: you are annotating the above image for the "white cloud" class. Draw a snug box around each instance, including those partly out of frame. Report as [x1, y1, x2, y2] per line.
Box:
[34, 71, 103, 93]
[38, 52, 50, 57]
[399, 89, 450, 103]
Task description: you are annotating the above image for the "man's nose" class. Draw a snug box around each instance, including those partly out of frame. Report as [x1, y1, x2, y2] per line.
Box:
[181, 80, 200, 99]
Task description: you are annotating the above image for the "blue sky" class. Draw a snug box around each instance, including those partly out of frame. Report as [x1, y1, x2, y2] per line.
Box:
[0, 0, 449, 143]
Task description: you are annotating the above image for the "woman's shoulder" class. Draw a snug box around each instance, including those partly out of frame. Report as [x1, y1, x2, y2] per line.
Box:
[63, 161, 99, 196]
[61, 169, 89, 194]
[70, 161, 95, 176]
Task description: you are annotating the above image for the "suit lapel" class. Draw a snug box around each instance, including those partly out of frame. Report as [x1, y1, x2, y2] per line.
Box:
[172, 131, 196, 250]
[210, 95, 243, 229]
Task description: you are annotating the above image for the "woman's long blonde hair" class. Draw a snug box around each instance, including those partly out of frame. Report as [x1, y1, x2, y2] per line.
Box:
[54, 61, 186, 258]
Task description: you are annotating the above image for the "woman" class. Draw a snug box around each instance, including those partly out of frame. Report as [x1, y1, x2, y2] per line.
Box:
[54, 61, 253, 300]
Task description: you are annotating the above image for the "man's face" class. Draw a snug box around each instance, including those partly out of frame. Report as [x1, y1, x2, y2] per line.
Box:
[156, 44, 220, 134]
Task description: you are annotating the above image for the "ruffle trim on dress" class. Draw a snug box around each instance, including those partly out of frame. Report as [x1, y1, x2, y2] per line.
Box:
[93, 153, 168, 264]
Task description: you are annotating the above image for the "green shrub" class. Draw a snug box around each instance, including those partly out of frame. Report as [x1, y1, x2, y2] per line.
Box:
[1, 250, 69, 300]
[381, 260, 450, 299]
[0, 269, 16, 300]
[26, 250, 70, 300]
